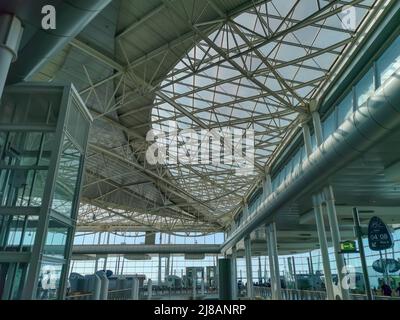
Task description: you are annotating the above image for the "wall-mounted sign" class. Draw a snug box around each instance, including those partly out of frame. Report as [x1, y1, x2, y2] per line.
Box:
[367, 216, 394, 251]
[339, 240, 357, 253]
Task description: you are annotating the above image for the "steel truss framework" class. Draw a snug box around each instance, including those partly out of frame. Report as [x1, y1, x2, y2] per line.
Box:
[42, 0, 384, 234]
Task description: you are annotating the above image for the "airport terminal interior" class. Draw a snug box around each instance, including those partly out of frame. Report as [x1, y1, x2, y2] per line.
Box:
[1, 0, 400, 301]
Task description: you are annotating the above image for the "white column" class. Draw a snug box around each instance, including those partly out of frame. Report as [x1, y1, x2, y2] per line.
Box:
[302, 123, 313, 156]
[215, 254, 219, 292]
[0, 14, 23, 98]
[201, 277, 205, 295]
[243, 202, 249, 220]
[147, 279, 153, 300]
[99, 273, 109, 300]
[312, 194, 334, 300]
[158, 254, 162, 286]
[192, 273, 197, 300]
[93, 274, 101, 300]
[165, 255, 170, 279]
[311, 111, 323, 146]
[268, 223, 281, 299]
[266, 225, 276, 299]
[263, 173, 272, 198]
[231, 246, 238, 300]
[292, 256, 298, 291]
[244, 236, 254, 299]
[131, 278, 139, 300]
[324, 186, 350, 300]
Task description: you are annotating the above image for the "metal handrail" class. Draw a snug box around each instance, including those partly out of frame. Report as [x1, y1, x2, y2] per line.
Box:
[253, 286, 400, 301]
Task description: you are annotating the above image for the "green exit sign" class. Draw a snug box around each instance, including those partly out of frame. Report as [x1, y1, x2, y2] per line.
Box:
[340, 240, 357, 253]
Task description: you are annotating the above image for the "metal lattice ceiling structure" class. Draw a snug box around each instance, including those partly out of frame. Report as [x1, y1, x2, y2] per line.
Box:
[32, 0, 384, 234]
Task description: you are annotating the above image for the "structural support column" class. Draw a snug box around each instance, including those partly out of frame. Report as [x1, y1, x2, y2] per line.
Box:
[292, 256, 298, 290]
[215, 254, 219, 292]
[323, 186, 350, 300]
[0, 14, 23, 98]
[192, 273, 197, 300]
[130, 278, 139, 300]
[99, 272, 109, 300]
[165, 255, 170, 279]
[258, 256, 262, 284]
[243, 202, 249, 220]
[231, 246, 238, 300]
[244, 236, 253, 299]
[93, 274, 101, 300]
[147, 279, 153, 300]
[302, 122, 313, 156]
[266, 226, 276, 299]
[312, 195, 334, 300]
[267, 223, 281, 299]
[263, 173, 272, 199]
[158, 254, 162, 286]
[311, 111, 323, 146]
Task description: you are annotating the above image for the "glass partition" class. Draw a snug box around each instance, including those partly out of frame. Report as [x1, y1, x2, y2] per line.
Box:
[51, 136, 82, 218]
[36, 260, 64, 300]
[43, 218, 69, 259]
[0, 84, 92, 300]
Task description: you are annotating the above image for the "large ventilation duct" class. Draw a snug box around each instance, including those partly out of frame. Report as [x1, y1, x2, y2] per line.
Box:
[222, 69, 400, 252]
[1, 0, 111, 83]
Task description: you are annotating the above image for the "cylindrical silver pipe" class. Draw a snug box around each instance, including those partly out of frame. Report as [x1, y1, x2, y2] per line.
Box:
[222, 69, 400, 252]
[93, 274, 101, 300]
[99, 273, 109, 300]
[130, 278, 139, 300]
[0, 14, 23, 98]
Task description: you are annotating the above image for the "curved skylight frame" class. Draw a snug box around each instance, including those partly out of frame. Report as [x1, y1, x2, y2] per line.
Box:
[151, 0, 378, 221]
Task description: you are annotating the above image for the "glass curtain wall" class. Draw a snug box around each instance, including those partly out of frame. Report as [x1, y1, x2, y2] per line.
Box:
[0, 84, 91, 300]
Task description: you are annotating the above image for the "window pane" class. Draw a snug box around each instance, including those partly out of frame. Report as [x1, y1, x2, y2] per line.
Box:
[51, 136, 82, 217]
[44, 218, 69, 259]
[355, 68, 374, 108]
[323, 111, 336, 140]
[378, 35, 400, 85]
[337, 91, 353, 125]
[37, 261, 64, 300]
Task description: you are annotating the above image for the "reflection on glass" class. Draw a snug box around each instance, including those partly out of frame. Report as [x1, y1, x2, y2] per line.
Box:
[0, 131, 53, 207]
[0, 215, 38, 251]
[323, 111, 336, 140]
[51, 136, 82, 217]
[377, 35, 400, 86]
[0, 92, 60, 126]
[355, 68, 374, 108]
[43, 218, 69, 258]
[0, 263, 28, 300]
[36, 261, 64, 300]
[337, 92, 354, 126]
